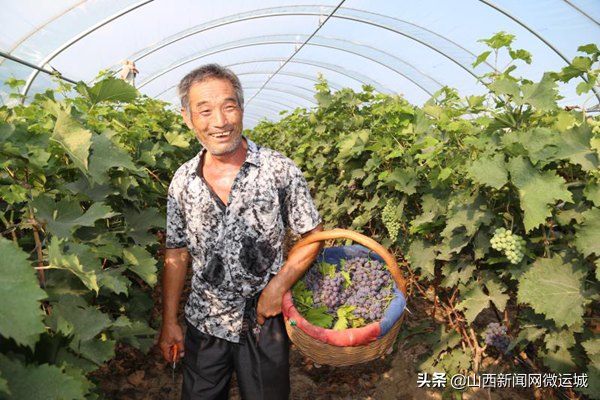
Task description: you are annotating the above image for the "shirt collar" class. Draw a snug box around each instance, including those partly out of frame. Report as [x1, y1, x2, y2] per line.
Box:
[244, 136, 260, 167]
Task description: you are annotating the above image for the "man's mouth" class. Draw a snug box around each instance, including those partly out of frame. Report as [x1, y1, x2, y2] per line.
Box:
[210, 131, 231, 138]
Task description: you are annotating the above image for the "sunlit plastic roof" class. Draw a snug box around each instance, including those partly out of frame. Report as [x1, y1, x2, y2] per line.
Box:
[1, 0, 599, 127]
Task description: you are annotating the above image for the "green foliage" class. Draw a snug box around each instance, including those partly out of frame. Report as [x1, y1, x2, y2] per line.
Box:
[0, 238, 47, 348]
[250, 35, 600, 394]
[0, 77, 198, 397]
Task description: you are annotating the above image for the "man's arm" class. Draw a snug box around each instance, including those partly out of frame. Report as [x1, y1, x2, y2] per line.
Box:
[158, 247, 189, 361]
[256, 223, 324, 324]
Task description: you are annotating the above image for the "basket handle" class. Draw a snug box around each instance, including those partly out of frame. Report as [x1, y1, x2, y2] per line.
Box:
[288, 228, 408, 299]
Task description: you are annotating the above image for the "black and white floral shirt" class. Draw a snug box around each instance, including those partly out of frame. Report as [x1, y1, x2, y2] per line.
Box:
[166, 137, 321, 342]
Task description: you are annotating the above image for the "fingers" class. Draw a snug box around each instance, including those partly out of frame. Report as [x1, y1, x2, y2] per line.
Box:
[257, 313, 265, 325]
[158, 324, 184, 362]
[176, 336, 185, 359]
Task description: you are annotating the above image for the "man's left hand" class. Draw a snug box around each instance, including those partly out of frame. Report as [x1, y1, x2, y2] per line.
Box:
[256, 277, 285, 324]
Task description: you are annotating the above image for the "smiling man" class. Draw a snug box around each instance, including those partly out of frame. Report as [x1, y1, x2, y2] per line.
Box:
[158, 64, 323, 400]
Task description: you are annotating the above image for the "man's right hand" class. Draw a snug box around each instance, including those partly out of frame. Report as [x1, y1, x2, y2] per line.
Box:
[158, 322, 185, 362]
[159, 247, 190, 362]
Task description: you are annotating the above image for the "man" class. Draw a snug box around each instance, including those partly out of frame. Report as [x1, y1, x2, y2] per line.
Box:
[158, 63, 323, 400]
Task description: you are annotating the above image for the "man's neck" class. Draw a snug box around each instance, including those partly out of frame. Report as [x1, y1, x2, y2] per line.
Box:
[203, 138, 248, 171]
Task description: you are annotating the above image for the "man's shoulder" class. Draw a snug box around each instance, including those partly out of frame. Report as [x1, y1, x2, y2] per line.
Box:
[170, 152, 200, 188]
[256, 144, 301, 173]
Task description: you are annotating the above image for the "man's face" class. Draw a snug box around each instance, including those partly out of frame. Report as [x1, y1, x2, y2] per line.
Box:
[181, 78, 243, 156]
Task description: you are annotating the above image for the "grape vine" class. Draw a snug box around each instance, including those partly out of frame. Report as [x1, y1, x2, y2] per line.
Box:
[252, 35, 600, 398]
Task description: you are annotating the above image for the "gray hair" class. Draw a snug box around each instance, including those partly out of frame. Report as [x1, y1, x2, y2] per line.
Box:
[178, 64, 244, 113]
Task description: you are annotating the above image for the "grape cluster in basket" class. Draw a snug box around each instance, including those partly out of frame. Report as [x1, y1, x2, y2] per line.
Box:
[293, 256, 397, 329]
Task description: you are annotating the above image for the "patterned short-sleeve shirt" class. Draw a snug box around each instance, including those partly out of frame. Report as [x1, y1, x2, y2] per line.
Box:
[166, 137, 321, 343]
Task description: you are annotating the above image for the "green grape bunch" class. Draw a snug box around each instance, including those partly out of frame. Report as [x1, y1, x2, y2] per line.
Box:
[490, 227, 526, 264]
[382, 199, 401, 241]
[588, 118, 600, 134]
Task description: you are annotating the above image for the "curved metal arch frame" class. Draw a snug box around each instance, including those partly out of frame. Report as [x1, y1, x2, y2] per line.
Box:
[20, 0, 154, 98]
[224, 58, 390, 94]
[1, 0, 90, 65]
[237, 70, 343, 91]
[232, 85, 315, 106]
[243, 92, 309, 110]
[479, 0, 600, 103]
[243, 108, 281, 120]
[244, 101, 283, 115]
[136, 35, 437, 97]
[121, 5, 489, 79]
[155, 83, 317, 106]
[244, 96, 301, 112]
[563, 0, 600, 27]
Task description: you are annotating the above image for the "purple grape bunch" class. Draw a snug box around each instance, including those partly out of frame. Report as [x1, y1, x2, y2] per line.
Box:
[303, 267, 322, 306]
[321, 274, 347, 308]
[344, 258, 392, 322]
[484, 322, 510, 354]
[296, 255, 396, 327]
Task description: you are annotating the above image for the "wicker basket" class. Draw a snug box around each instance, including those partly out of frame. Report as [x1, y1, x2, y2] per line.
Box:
[283, 228, 408, 366]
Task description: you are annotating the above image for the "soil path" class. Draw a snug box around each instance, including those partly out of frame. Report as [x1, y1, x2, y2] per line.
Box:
[96, 318, 533, 400]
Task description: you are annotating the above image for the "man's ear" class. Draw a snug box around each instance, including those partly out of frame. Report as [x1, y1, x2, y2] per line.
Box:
[180, 108, 194, 130]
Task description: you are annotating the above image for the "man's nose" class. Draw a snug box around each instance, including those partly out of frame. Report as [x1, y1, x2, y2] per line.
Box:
[213, 108, 228, 127]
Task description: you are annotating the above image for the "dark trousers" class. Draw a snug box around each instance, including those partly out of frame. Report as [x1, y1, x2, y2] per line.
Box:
[181, 305, 290, 400]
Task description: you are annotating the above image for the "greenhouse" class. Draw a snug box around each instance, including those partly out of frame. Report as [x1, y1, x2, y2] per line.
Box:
[1, 1, 599, 399]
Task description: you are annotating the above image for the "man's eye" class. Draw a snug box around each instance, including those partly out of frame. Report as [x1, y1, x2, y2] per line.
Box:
[225, 105, 236, 111]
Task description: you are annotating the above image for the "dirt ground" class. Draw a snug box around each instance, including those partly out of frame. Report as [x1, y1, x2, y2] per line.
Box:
[95, 314, 537, 400]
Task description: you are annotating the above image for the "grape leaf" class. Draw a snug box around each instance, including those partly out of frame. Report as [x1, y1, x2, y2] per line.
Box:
[575, 208, 600, 257]
[88, 130, 137, 183]
[541, 347, 576, 374]
[0, 238, 47, 349]
[518, 128, 559, 164]
[584, 182, 600, 207]
[518, 256, 588, 327]
[111, 320, 156, 353]
[305, 306, 333, 328]
[52, 108, 92, 172]
[442, 195, 493, 238]
[165, 132, 191, 148]
[33, 196, 118, 237]
[69, 337, 115, 366]
[333, 304, 355, 330]
[582, 338, 600, 370]
[456, 281, 508, 324]
[0, 373, 8, 396]
[515, 73, 558, 111]
[508, 156, 572, 232]
[317, 261, 336, 277]
[425, 325, 462, 358]
[575, 367, 600, 400]
[441, 260, 476, 288]
[551, 124, 599, 171]
[544, 330, 576, 351]
[85, 77, 139, 105]
[123, 247, 158, 286]
[407, 239, 437, 279]
[508, 326, 547, 352]
[48, 238, 99, 293]
[467, 153, 508, 189]
[98, 267, 130, 295]
[0, 354, 86, 400]
[489, 78, 521, 99]
[123, 207, 164, 246]
[49, 295, 112, 341]
[381, 168, 418, 195]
